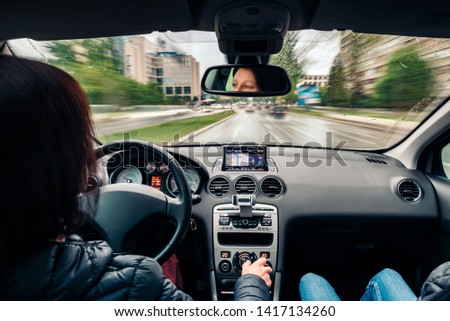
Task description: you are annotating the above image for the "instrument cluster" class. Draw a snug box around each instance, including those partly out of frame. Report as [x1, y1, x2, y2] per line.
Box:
[109, 159, 202, 197]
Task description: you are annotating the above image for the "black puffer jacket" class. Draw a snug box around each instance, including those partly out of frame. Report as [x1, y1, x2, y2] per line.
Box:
[0, 235, 269, 301]
[420, 261, 450, 301]
[234, 273, 271, 301]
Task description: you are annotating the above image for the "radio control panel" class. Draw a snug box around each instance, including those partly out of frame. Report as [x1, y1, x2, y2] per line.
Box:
[213, 203, 278, 279]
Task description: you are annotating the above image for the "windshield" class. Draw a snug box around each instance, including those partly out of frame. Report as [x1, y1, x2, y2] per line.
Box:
[14, 30, 446, 150]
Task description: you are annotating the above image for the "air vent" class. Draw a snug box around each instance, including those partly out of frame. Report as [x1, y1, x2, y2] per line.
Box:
[261, 177, 283, 198]
[208, 176, 230, 197]
[366, 158, 387, 164]
[234, 176, 256, 195]
[398, 180, 421, 202]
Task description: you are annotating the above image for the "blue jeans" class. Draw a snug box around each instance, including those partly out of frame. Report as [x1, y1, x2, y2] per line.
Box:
[299, 268, 417, 301]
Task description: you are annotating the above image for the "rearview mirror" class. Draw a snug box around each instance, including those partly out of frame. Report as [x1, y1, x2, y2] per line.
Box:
[201, 64, 292, 97]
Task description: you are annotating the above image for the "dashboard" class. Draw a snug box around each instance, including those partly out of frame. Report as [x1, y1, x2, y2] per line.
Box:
[102, 144, 440, 300]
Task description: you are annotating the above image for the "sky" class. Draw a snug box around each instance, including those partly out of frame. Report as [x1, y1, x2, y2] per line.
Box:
[296, 30, 341, 75]
[146, 30, 341, 77]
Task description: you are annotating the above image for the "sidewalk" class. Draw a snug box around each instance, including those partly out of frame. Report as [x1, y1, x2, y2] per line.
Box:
[324, 112, 419, 131]
[290, 105, 420, 132]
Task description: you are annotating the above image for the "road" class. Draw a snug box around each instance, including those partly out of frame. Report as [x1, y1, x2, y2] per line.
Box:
[190, 109, 410, 149]
[94, 107, 413, 149]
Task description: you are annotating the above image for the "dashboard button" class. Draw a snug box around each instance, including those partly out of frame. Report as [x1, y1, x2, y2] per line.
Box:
[219, 218, 230, 225]
[221, 251, 231, 259]
[219, 260, 232, 273]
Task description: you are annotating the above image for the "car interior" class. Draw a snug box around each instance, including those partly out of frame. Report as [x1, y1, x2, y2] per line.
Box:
[2, 0, 450, 301]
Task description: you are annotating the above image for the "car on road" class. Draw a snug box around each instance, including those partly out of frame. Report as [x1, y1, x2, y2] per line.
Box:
[268, 105, 287, 117]
[245, 103, 256, 112]
[2, 0, 450, 304]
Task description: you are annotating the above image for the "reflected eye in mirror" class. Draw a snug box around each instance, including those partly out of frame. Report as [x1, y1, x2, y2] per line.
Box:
[201, 64, 292, 97]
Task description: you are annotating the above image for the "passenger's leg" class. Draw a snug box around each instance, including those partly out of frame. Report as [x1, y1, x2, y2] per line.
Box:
[299, 273, 341, 301]
[361, 268, 417, 301]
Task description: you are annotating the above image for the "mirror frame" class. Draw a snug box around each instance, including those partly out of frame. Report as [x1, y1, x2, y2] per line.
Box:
[201, 64, 292, 97]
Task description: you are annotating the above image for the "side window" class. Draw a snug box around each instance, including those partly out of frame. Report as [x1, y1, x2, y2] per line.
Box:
[441, 143, 450, 177]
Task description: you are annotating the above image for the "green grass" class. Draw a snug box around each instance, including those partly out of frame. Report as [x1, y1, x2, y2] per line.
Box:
[100, 110, 235, 145]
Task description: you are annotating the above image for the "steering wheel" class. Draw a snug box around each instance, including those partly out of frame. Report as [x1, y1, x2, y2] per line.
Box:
[92, 140, 192, 264]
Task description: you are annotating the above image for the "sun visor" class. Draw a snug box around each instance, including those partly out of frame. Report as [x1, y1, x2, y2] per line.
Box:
[215, 1, 290, 56]
[0, 0, 195, 41]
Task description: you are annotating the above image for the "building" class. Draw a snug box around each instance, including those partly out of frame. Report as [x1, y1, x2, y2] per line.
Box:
[124, 37, 200, 100]
[339, 31, 450, 94]
[156, 52, 200, 98]
[298, 75, 329, 88]
[124, 36, 159, 84]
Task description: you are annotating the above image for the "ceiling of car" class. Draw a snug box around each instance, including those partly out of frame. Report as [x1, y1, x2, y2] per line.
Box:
[2, 0, 450, 41]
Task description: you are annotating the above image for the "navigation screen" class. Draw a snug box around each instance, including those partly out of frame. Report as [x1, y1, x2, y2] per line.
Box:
[223, 146, 268, 171]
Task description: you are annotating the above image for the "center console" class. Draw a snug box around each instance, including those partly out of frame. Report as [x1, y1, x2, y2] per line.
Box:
[213, 200, 278, 299]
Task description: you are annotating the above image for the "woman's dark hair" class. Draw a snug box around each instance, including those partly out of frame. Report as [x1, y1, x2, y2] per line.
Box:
[250, 66, 289, 92]
[0, 55, 98, 264]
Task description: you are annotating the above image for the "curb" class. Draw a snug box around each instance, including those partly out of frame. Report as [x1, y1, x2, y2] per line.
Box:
[178, 111, 237, 142]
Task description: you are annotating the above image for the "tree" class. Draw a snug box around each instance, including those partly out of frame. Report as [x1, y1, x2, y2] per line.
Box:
[82, 39, 108, 68]
[47, 41, 77, 65]
[147, 82, 164, 104]
[46, 39, 167, 106]
[82, 38, 121, 74]
[345, 33, 379, 107]
[374, 46, 433, 109]
[164, 95, 190, 105]
[270, 31, 304, 85]
[269, 32, 305, 103]
[324, 56, 349, 106]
